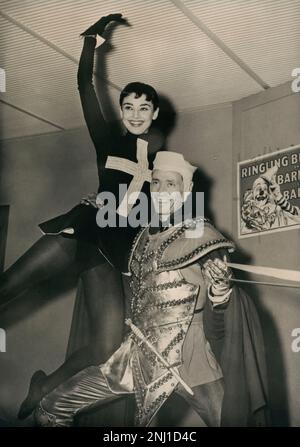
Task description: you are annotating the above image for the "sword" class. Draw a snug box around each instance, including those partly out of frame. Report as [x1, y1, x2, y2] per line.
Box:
[125, 319, 194, 396]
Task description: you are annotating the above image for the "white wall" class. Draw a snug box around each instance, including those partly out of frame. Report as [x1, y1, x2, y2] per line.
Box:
[0, 127, 98, 425]
[167, 104, 233, 234]
[232, 82, 300, 426]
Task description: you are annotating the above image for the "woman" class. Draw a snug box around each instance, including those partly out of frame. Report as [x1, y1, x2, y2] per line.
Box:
[0, 14, 164, 419]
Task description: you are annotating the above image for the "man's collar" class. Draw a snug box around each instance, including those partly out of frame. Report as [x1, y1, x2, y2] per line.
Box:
[149, 214, 176, 235]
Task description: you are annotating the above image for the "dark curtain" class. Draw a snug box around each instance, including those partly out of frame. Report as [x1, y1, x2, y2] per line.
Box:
[65, 278, 135, 427]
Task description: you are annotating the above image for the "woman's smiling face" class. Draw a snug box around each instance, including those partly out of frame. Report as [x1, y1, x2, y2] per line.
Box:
[120, 93, 159, 135]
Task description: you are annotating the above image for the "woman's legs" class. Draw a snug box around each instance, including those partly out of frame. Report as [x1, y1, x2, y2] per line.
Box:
[0, 235, 77, 308]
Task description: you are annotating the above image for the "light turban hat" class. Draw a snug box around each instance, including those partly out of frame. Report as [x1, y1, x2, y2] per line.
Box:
[152, 151, 197, 184]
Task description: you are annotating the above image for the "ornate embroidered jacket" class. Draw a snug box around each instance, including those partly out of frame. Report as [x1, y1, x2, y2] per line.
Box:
[100, 218, 235, 426]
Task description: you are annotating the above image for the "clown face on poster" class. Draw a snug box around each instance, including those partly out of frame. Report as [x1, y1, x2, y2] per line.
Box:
[237, 144, 300, 238]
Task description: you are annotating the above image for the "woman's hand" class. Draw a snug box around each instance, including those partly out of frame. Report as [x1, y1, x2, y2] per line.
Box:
[80, 13, 129, 37]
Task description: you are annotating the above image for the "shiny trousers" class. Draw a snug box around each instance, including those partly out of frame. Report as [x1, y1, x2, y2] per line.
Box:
[35, 365, 224, 427]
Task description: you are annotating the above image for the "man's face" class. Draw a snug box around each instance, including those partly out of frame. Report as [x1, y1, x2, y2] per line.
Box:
[120, 93, 159, 135]
[150, 169, 185, 218]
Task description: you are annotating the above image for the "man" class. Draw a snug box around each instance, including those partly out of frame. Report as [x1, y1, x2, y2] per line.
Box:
[34, 151, 269, 427]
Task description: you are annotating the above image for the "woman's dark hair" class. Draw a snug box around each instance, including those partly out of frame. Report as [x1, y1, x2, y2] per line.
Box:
[119, 82, 159, 111]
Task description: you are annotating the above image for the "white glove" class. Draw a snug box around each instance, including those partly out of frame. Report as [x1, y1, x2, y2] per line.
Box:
[202, 255, 232, 305]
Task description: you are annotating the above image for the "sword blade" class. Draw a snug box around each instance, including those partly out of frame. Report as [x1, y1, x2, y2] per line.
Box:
[227, 262, 300, 283]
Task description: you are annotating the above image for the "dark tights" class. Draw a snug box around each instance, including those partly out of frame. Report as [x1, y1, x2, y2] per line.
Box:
[0, 235, 124, 396]
[0, 235, 78, 305]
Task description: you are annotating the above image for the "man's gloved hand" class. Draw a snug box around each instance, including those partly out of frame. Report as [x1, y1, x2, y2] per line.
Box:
[202, 255, 232, 298]
[80, 13, 128, 37]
